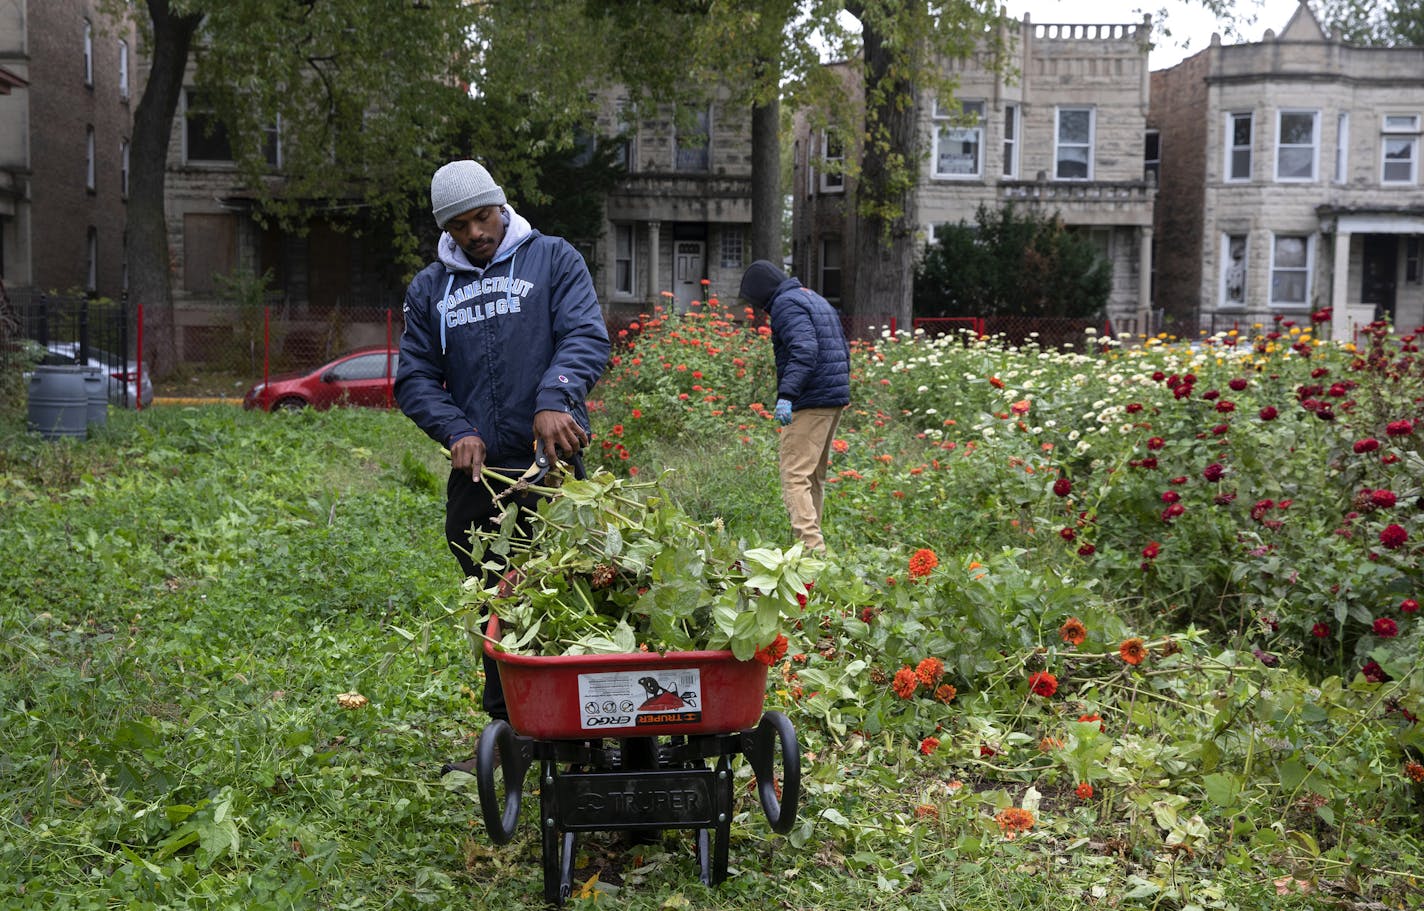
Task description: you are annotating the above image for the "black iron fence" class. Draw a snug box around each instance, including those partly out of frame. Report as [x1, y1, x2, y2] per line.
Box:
[5, 287, 144, 408]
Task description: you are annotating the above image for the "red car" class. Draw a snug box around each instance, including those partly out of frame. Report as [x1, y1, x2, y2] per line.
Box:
[243, 346, 400, 411]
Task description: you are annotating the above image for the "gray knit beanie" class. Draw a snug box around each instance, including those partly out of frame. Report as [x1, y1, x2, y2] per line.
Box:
[430, 160, 507, 229]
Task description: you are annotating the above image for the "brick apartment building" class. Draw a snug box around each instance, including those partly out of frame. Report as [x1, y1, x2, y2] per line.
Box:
[792, 14, 1158, 336]
[0, 0, 136, 299]
[1150, 2, 1424, 341]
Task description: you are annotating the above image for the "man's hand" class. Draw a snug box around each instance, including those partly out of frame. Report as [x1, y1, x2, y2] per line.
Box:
[449, 435, 487, 478]
[775, 398, 793, 426]
[533, 410, 589, 461]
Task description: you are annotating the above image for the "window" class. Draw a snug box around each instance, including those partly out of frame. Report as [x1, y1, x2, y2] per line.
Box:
[933, 99, 985, 178]
[120, 139, 129, 198]
[1334, 113, 1349, 183]
[820, 130, 845, 192]
[182, 214, 238, 292]
[675, 105, 710, 172]
[1275, 110, 1318, 181]
[1382, 114, 1420, 184]
[819, 236, 842, 304]
[615, 97, 637, 172]
[1221, 234, 1247, 305]
[85, 126, 95, 191]
[83, 19, 93, 86]
[1003, 104, 1019, 178]
[86, 228, 98, 292]
[119, 40, 129, 100]
[184, 90, 235, 163]
[1144, 130, 1160, 184]
[329, 353, 396, 382]
[719, 228, 744, 269]
[263, 116, 282, 168]
[1227, 113, 1252, 181]
[1270, 234, 1312, 306]
[1055, 107, 1094, 180]
[613, 224, 635, 296]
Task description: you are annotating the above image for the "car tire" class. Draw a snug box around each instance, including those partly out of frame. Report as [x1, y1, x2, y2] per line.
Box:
[273, 397, 307, 412]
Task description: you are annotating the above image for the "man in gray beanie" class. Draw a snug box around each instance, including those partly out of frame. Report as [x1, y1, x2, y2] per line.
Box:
[739, 260, 850, 552]
[396, 159, 610, 721]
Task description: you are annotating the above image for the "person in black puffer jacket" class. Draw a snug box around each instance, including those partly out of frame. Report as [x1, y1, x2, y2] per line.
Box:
[738, 260, 850, 552]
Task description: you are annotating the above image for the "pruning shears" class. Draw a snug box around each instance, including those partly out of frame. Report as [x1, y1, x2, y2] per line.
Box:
[494, 439, 585, 502]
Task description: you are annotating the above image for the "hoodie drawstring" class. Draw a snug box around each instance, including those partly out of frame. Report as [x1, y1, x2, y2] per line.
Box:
[438, 273, 454, 354]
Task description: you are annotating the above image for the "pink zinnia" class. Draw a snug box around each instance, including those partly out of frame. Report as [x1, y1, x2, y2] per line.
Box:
[1380, 524, 1409, 549]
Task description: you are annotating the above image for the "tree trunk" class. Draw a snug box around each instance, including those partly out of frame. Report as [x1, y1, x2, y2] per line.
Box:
[750, 96, 781, 265]
[127, 0, 202, 378]
[847, 3, 918, 332]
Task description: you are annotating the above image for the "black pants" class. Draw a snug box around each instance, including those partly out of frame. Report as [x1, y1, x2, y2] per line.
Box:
[445, 468, 545, 721]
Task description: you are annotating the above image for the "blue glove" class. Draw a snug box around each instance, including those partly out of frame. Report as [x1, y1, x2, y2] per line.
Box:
[774, 398, 793, 425]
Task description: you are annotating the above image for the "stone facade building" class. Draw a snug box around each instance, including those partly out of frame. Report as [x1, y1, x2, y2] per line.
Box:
[793, 15, 1158, 336]
[1151, 2, 1424, 341]
[0, 0, 136, 299]
[591, 89, 752, 322]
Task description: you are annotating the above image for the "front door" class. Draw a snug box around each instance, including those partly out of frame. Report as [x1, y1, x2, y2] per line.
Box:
[1361, 235, 1399, 323]
[674, 241, 705, 314]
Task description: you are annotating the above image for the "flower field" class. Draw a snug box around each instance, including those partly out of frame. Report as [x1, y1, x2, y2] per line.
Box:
[0, 303, 1421, 909]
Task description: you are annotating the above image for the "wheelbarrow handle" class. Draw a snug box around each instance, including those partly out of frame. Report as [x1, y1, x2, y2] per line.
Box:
[476, 720, 534, 844]
[744, 711, 801, 834]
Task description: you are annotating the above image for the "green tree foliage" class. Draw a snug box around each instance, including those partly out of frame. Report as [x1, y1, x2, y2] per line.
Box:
[1319, 0, 1424, 45]
[912, 204, 1111, 319]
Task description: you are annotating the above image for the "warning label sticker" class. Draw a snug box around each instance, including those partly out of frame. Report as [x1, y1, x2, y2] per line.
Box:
[576, 668, 703, 729]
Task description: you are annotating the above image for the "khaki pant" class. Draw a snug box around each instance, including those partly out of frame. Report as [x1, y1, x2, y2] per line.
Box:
[779, 406, 842, 551]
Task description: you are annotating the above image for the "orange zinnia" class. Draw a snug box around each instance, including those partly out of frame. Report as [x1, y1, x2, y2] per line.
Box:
[1119, 637, 1148, 666]
[934, 683, 957, 703]
[892, 667, 918, 699]
[994, 807, 1035, 839]
[908, 548, 939, 579]
[915, 657, 945, 686]
[1058, 617, 1087, 646]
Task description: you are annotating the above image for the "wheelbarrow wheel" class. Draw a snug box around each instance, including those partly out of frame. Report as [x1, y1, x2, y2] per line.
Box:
[747, 711, 800, 834]
[475, 720, 527, 844]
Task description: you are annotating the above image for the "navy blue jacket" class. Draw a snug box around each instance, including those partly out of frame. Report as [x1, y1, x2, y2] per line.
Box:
[396, 210, 610, 467]
[766, 277, 851, 411]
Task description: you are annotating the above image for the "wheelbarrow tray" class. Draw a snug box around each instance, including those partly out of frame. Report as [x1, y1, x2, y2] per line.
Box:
[484, 617, 770, 740]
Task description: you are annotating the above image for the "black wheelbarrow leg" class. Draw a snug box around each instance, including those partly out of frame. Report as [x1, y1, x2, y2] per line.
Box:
[540, 757, 578, 906]
[711, 752, 733, 884]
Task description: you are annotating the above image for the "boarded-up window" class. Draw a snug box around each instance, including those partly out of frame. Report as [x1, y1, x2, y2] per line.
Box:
[183, 213, 238, 292]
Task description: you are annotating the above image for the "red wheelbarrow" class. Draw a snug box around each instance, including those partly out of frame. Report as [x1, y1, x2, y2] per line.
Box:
[456, 618, 801, 906]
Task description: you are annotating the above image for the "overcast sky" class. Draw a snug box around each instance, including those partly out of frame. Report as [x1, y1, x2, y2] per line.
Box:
[1000, 0, 1309, 69]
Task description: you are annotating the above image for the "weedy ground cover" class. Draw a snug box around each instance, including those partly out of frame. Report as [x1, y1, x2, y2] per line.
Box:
[1, 310, 1421, 910]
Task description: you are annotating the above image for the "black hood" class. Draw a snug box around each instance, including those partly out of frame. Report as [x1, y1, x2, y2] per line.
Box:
[738, 260, 789, 311]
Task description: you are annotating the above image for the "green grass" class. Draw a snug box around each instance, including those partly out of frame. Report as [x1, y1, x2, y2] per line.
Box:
[0, 383, 1420, 909]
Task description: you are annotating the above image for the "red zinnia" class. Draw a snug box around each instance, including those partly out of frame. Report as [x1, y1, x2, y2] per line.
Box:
[907, 548, 940, 579]
[1077, 712, 1106, 732]
[1053, 477, 1072, 497]
[1354, 438, 1380, 453]
[1380, 524, 1409, 549]
[1203, 462, 1225, 482]
[1075, 782, 1094, 800]
[1146, 436, 1165, 450]
[892, 667, 919, 699]
[1141, 541, 1161, 559]
[1386, 419, 1414, 436]
[1028, 671, 1058, 698]
[1077, 542, 1096, 556]
[1371, 489, 1398, 508]
[1374, 617, 1399, 638]
[1311, 622, 1331, 638]
[919, 736, 941, 756]
[1402, 599, 1420, 614]
[754, 633, 789, 666]
[1259, 406, 1278, 421]
[1229, 377, 1248, 391]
